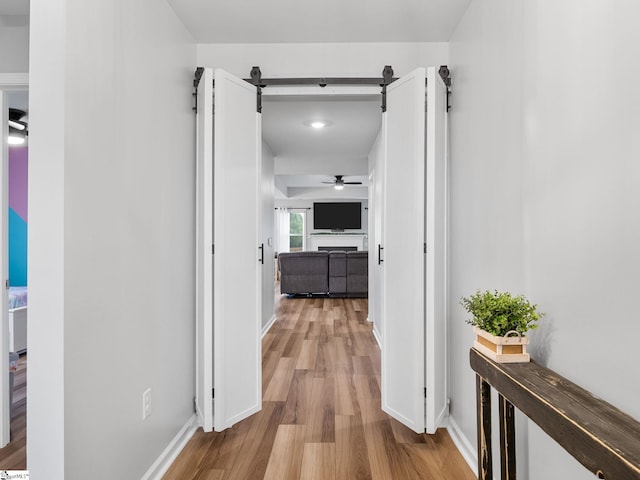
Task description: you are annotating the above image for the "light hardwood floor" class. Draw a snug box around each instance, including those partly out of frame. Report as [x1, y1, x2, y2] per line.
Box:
[163, 296, 475, 480]
[0, 352, 27, 469]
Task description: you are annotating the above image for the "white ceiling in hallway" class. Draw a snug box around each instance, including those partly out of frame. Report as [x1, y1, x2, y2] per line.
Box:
[262, 95, 381, 198]
[3, 0, 470, 200]
[263, 97, 381, 162]
[167, 0, 471, 43]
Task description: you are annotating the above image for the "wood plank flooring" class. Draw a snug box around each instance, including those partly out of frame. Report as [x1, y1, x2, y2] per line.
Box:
[0, 353, 27, 469]
[163, 296, 475, 480]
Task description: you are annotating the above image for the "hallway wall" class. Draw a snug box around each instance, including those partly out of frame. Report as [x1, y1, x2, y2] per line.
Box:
[28, 0, 196, 478]
[449, 1, 640, 478]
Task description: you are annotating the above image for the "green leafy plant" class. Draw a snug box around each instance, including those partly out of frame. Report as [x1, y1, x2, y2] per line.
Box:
[460, 290, 542, 337]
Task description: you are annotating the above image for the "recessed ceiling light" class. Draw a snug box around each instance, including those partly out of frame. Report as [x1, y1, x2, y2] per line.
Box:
[304, 119, 332, 129]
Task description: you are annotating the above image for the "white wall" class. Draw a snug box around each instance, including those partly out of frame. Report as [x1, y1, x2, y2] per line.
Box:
[0, 15, 29, 73]
[197, 42, 449, 78]
[261, 142, 275, 329]
[449, 1, 640, 478]
[28, 2, 66, 475]
[28, 0, 196, 478]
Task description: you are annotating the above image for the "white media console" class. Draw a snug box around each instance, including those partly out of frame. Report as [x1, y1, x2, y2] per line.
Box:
[308, 233, 367, 251]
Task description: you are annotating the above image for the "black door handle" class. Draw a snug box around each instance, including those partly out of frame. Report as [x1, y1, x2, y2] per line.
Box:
[258, 243, 264, 264]
[378, 244, 384, 265]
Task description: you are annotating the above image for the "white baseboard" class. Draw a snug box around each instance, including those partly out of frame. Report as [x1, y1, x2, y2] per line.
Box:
[372, 326, 382, 350]
[447, 415, 477, 476]
[262, 314, 277, 337]
[141, 414, 198, 480]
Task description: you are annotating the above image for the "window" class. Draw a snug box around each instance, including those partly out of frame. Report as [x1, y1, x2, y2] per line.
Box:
[289, 212, 304, 252]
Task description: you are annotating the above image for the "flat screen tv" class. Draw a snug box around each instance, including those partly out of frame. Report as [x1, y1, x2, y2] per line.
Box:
[313, 202, 362, 230]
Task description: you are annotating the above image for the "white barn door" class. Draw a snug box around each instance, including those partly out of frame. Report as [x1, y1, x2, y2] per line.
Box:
[381, 67, 448, 434]
[381, 67, 427, 434]
[195, 68, 214, 431]
[424, 66, 449, 433]
[195, 68, 262, 432]
[212, 69, 262, 431]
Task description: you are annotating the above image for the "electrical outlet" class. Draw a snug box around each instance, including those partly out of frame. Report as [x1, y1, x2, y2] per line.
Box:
[142, 388, 151, 420]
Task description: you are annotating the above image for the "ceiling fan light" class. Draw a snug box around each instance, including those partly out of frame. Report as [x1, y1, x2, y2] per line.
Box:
[8, 109, 28, 146]
[8, 135, 25, 146]
[8, 119, 26, 131]
[334, 183, 344, 191]
[8, 126, 26, 145]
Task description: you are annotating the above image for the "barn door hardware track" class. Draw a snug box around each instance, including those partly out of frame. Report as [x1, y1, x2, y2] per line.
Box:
[192, 66, 205, 113]
[438, 65, 452, 111]
[249, 66, 263, 113]
[380, 65, 395, 112]
[244, 65, 399, 113]
[192, 65, 453, 113]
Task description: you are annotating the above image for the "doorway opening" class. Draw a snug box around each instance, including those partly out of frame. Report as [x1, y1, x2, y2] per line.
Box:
[262, 88, 379, 344]
[195, 67, 448, 436]
[0, 87, 29, 469]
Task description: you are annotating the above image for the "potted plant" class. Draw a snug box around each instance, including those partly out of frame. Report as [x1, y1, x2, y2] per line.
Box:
[460, 290, 543, 363]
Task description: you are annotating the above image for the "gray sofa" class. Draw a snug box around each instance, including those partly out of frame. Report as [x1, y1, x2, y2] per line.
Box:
[278, 250, 368, 297]
[346, 251, 368, 297]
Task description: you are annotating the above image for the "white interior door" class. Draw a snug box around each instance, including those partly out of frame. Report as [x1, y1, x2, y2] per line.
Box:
[381, 67, 449, 434]
[381, 67, 427, 434]
[195, 68, 214, 432]
[424, 66, 449, 434]
[212, 68, 262, 431]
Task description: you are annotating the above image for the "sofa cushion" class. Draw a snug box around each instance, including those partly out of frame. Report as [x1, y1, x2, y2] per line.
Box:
[346, 251, 368, 297]
[328, 251, 347, 296]
[328, 251, 347, 277]
[278, 251, 329, 294]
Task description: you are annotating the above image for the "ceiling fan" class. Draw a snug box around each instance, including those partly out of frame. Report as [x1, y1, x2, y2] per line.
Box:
[8, 109, 28, 146]
[322, 175, 362, 190]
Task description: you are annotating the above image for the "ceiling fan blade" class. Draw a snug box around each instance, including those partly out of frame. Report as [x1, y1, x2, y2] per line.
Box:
[321, 181, 336, 184]
[344, 182, 363, 185]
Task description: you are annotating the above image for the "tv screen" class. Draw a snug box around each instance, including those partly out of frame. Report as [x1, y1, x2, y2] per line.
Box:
[313, 202, 362, 230]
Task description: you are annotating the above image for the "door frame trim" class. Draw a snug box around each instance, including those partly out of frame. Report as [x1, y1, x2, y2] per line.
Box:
[0, 73, 29, 448]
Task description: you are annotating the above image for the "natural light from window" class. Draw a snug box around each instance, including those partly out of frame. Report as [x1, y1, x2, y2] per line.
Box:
[289, 212, 304, 252]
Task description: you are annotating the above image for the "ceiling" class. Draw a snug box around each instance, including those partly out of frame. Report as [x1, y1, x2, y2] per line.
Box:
[3, 0, 472, 198]
[167, 0, 471, 44]
[262, 95, 380, 198]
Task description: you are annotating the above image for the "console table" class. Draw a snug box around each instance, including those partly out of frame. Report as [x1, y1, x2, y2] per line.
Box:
[470, 348, 640, 479]
[308, 233, 367, 251]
